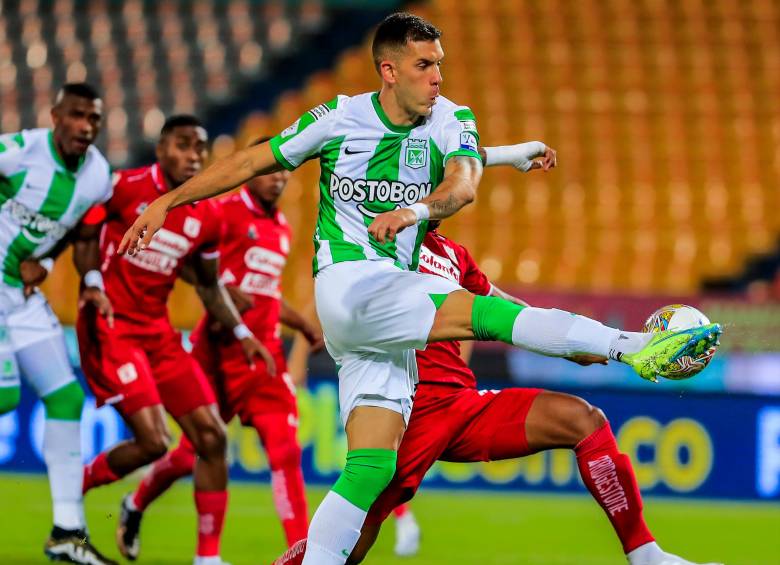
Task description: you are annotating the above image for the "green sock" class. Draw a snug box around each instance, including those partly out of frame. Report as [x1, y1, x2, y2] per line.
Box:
[0, 385, 20, 415]
[332, 448, 397, 511]
[471, 294, 526, 344]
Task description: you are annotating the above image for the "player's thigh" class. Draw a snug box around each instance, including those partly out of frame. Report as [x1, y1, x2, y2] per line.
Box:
[524, 390, 607, 450]
[8, 292, 75, 397]
[250, 411, 301, 469]
[150, 331, 216, 419]
[315, 260, 462, 354]
[441, 387, 544, 462]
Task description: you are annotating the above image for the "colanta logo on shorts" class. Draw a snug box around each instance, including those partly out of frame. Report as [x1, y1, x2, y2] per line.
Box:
[329, 174, 432, 218]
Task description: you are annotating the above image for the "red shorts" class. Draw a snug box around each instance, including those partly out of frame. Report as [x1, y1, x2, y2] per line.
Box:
[190, 332, 297, 425]
[366, 384, 542, 525]
[77, 308, 215, 418]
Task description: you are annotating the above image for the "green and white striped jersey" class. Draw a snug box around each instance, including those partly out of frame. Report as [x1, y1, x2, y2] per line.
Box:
[0, 129, 112, 287]
[270, 92, 481, 275]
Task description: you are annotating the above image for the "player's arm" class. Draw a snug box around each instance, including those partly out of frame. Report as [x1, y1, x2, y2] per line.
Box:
[280, 299, 325, 353]
[478, 142, 557, 172]
[118, 143, 284, 255]
[488, 284, 529, 307]
[72, 221, 114, 326]
[186, 254, 276, 375]
[368, 155, 482, 244]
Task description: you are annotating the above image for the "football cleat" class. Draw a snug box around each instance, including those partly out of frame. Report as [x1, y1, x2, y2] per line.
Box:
[116, 494, 143, 561]
[394, 510, 421, 557]
[44, 527, 119, 564]
[623, 323, 722, 382]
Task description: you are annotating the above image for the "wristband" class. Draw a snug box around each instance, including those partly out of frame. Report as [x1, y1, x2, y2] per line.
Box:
[39, 258, 55, 273]
[484, 142, 546, 171]
[406, 202, 430, 222]
[83, 270, 104, 291]
[233, 323, 253, 340]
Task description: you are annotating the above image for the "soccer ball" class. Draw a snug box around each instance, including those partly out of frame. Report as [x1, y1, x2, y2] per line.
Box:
[641, 304, 717, 380]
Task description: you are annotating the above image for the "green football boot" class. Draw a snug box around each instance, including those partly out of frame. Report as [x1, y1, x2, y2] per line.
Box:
[622, 323, 722, 383]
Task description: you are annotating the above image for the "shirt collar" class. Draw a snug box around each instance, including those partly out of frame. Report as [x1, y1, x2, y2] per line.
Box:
[150, 163, 168, 194]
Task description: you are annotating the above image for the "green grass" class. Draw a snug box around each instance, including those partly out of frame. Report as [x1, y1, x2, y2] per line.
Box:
[1, 473, 778, 565]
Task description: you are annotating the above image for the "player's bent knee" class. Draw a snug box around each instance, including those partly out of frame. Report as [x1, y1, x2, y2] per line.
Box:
[41, 380, 84, 421]
[574, 399, 607, 441]
[193, 423, 226, 459]
[332, 449, 397, 512]
[0, 386, 21, 415]
[138, 434, 169, 461]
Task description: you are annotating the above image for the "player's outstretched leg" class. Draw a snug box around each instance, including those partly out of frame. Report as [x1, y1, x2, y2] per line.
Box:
[432, 291, 721, 382]
[525, 392, 722, 565]
[252, 413, 309, 547]
[118, 435, 197, 560]
[83, 405, 171, 494]
[392, 504, 420, 557]
[177, 406, 229, 565]
[302, 406, 401, 565]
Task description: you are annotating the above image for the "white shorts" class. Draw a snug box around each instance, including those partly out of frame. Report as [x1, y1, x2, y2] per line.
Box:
[315, 260, 462, 425]
[0, 284, 75, 397]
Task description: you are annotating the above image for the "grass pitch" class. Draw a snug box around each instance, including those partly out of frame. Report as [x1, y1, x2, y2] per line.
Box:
[1, 473, 777, 564]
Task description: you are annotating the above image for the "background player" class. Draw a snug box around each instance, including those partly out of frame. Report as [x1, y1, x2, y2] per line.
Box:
[77, 115, 273, 565]
[0, 82, 117, 564]
[118, 13, 722, 565]
[115, 137, 324, 560]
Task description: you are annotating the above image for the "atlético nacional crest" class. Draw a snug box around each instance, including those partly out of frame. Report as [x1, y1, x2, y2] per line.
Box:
[405, 139, 428, 169]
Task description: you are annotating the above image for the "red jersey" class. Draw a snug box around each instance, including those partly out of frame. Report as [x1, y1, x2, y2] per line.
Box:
[94, 164, 222, 328]
[416, 231, 493, 388]
[210, 187, 292, 341]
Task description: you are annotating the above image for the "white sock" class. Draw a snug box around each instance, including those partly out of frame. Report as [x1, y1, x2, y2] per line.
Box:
[302, 491, 366, 565]
[627, 541, 664, 564]
[511, 307, 619, 357]
[44, 419, 85, 530]
[193, 557, 224, 565]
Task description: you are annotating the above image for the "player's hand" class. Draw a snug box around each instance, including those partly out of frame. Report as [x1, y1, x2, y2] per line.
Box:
[240, 335, 277, 376]
[226, 285, 255, 314]
[565, 354, 608, 366]
[20, 260, 49, 297]
[527, 146, 557, 172]
[118, 197, 170, 256]
[302, 323, 325, 354]
[367, 207, 417, 244]
[79, 287, 115, 328]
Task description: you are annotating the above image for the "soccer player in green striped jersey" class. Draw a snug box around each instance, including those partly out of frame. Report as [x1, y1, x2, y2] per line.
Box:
[120, 13, 721, 565]
[0, 83, 116, 564]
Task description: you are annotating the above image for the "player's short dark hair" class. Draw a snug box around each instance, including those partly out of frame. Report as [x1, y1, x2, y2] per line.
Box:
[372, 12, 442, 72]
[55, 82, 100, 103]
[160, 114, 204, 136]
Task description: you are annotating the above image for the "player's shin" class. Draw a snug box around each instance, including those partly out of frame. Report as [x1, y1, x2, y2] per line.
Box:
[302, 449, 396, 564]
[132, 435, 196, 512]
[575, 422, 654, 553]
[41, 381, 86, 530]
[471, 297, 650, 359]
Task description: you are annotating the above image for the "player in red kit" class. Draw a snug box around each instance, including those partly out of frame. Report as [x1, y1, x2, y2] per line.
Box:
[272, 224, 721, 565]
[77, 116, 273, 565]
[114, 138, 325, 560]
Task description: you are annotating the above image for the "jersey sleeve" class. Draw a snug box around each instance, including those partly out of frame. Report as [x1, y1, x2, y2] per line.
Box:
[440, 106, 481, 165]
[269, 96, 343, 171]
[0, 131, 26, 177]
[457, 242, 492, 296]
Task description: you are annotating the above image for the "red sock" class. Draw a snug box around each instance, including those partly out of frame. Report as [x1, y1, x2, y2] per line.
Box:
[271, 538, 307, 565]
[393, 503, 410, 519]
[82, 451, 121, 494]
[132, 436, 196, 511]
[195, 490, 228, 557]
[254, 414, 309, 547]
[575, 422, 654, 553]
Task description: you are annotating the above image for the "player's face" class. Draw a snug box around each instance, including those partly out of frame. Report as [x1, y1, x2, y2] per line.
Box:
[393, 39, 444, 118]
[156, 126, 209, 187]
[51, 95, 103, 158]
[246, 170, 291, 207]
